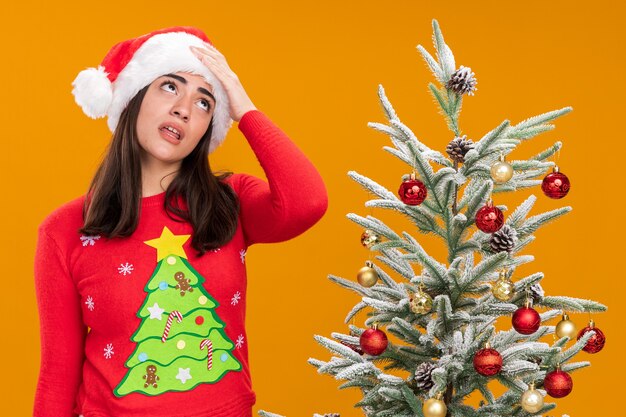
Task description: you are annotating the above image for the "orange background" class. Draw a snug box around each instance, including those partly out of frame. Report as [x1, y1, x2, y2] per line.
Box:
[3, 0, 623, 415]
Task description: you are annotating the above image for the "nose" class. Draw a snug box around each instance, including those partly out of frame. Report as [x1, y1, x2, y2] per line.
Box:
[171, 97, 192, 122]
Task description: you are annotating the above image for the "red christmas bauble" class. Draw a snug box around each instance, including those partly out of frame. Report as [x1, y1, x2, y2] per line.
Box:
[577, 323, 606, 354]
[544, 369, 573, 398]
[541, 170, 570, 199]
[340, 340, 364, 355]
[512, 306, 541, 335]
[473, 347, 503, 376]
[398, 177, 427, 205]
[475, 203, 504, 233]
[195, 316, 204, 325]
[360, 328, 388, 356]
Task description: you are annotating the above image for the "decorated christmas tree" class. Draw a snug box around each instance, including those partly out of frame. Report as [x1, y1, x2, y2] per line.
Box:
[260, 19, 607, 417]
[114, 226, 242, 396]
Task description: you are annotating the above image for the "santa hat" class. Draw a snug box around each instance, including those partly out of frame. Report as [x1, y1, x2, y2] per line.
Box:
[71, 26, 232, 154]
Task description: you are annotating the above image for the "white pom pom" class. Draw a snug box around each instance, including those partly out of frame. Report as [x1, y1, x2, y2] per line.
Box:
[71, 66, 113, 119]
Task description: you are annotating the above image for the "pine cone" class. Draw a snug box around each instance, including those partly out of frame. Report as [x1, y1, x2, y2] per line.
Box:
[446, 135, 474, 163]
[414, 362, 437, 390]
[529, 283, 545, 302]
[489, 225, 517, 253]
[446, 65, 477, 96]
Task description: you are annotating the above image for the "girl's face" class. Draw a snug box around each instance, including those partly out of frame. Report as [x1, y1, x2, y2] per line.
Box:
[136, 71, 216, 166]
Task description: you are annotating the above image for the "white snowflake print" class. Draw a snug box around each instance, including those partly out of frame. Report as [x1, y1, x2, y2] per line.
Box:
[230, 291, 241, 306]
[85, 296, 95, 311]
[118, 262, 134, 276]
[103, 343, 114, 359]
[235, 334, 244, 349]
[239, 249, 247, 264]
[80, 234, 101, 247]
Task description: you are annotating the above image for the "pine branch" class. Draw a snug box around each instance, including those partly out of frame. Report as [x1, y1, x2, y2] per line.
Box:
[392, 121, 436, 182]
[401, 385, 424, 415]
[258, 411, 284, 417]
[464, 181, 493, 223]
[431, 19, 456, 80]
[539, 296, 608, 313]
[344, 301, 368, 323]
[347, 171, 397, 201]
[427, 83, 460, 134]
[336, 362, 382, 379]
[318, 357, 358, 374]
[417, 46, 445, 83]
[452, 252, 508, 306]
[561, 360, 590, 373]
[339, 378, 376, 389]
[313, 335, 365, 363]
[376, 84, 399, 121]
[362, 296, 407, 313]
[467, 120, 511, 162]
[375, 248, 415, 283]
[516, 206, 572, 238]
[401, 241, 449, 288]
[370, 285, 407, 301]
[506, 195, 537, 228]
[513, 107, 572, 131]
[558, 330, 596, 364]
[530, 141, 563, 161]
[328, 274, 374, 298]
[366, 199, 444, 237]
[446, 88, 463, 135]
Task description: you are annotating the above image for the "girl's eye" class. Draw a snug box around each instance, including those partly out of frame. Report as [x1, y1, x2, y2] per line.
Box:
[197, 99, 211, 111]
[160, 81, 177, 93]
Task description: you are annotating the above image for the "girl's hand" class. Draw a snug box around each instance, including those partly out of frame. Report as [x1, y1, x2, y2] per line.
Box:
[189, 44, 257, 122]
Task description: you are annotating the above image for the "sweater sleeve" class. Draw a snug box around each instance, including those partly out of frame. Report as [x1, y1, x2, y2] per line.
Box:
[33, 226, 87, 417]
[236, 110, 328, 246]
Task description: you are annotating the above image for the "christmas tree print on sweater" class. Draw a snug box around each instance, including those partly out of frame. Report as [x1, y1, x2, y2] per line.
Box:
[114, 226, 242, 397]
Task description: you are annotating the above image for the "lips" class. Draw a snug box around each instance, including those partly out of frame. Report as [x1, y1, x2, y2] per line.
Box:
[158, 122, 186, 141]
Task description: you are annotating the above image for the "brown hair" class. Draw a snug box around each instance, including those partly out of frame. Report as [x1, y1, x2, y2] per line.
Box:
[78, 83, 240, 257]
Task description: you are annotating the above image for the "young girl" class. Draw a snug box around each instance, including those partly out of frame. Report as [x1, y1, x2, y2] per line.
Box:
[33, 26, 327, 417]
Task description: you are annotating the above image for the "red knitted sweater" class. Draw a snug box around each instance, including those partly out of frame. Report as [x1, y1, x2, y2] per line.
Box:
[33, 110, 328, 417]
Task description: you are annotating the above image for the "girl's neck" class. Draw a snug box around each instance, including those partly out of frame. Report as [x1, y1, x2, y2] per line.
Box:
[141, 160, 180, 198]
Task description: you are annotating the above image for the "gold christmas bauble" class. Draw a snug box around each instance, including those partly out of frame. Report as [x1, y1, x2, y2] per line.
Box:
[520, 383, 544, 413]
[423, 396, 447, 417]
[360, 229, 380, 248]
[555, 314, 577, 339]
[492, 274, 516, 301]
[357, 263, 378, 287]
[410, 286, 433, 314]
[490, 156, 514, 183]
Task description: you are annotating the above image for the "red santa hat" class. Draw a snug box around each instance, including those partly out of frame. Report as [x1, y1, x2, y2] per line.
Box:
[71, 26, 232, 153]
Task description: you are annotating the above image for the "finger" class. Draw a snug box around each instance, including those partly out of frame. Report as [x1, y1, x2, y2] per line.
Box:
[191, 47, 217, 64]
[196, 53, 229, 78]
[199, 43, 226, 61]
[197, 47, 226, 64]
[193, 50, 232, 75]
[202, 42, 219, 52]
[197, 42, 221, 54]
[192, 47, 228, 68]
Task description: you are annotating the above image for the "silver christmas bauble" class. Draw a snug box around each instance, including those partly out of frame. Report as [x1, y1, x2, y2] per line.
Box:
[490, 155, 514, 183]
[520, 384, 544, 413]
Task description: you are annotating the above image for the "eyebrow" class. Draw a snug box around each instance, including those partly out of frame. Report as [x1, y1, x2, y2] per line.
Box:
[163, 73, 216, 103]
